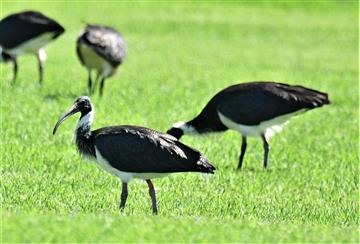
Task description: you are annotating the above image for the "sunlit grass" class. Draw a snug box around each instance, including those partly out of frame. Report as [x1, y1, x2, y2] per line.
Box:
[1, 1, 358, 242]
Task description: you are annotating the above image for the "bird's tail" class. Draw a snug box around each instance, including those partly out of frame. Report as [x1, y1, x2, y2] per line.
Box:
[299, 86, 330, 107]
[280, 84, 330, 108]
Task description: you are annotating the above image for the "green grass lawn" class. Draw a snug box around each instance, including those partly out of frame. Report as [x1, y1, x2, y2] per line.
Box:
[1, 1, 359, 243]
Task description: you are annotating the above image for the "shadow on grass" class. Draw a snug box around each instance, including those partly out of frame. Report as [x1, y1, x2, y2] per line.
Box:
[237, 166, 293, 173]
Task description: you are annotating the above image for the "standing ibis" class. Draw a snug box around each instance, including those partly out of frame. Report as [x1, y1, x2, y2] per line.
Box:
[76, 24, 126, 96]
[53, 96, 215, 214]
[167, 81, 330, 170]
[0, 10, 65, 83]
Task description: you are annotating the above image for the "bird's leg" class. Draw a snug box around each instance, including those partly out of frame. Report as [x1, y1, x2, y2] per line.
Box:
[119, 182, 128, 211]
[99, 78, 105, 97]
[38, 60, 44, 84]
[11, 57, 18, 84]
[238, 136, 247, 170]
[91, 73, 100, 94]
[146, 179, 158, 215]
[261, 134, 270, 168]
[87, 70, 92, 94]
[37, 49, 46, 84]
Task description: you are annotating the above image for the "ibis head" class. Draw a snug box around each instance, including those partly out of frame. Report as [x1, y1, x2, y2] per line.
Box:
[166, 127, 184, 140]
[53, 96, 93, 135]
[166, 121, 200, 140]
[0, 49, 13, 62]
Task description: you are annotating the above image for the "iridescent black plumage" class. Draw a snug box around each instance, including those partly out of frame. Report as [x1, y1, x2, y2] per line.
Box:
[53, 96, 214, 214]
[76, 24, 126, 96]
[167, 81, 330, 170]
[0, 10, 65, 83]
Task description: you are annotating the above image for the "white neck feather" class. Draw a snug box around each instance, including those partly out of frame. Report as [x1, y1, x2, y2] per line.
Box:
[77, 110, 94, 130]
[173, 121, 198, 135]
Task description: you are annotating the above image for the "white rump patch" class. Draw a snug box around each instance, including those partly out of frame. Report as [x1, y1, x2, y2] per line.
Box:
[173, 121, 198, 135]
[218, 110, 305, 140]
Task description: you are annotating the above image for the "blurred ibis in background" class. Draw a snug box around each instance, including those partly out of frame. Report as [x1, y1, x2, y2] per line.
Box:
[53, 96, 215, 214]
[0, 10, 65, 83]
[167, 81, 330, 170]
[76, 24, 126, 96]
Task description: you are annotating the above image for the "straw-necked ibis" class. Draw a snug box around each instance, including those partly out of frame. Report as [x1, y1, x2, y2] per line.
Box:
[0, 10, 65, 83]
[53, 96, 215, 214]
[167, 81, 330, 170]
[76, 24, 126, 96]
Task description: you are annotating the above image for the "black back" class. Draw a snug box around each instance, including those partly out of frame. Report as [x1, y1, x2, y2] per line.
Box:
[76, 24, 126, 67]
[0, 11, 65, 49]
[91, 126, 215, 173]
[189, 81, 330, 127]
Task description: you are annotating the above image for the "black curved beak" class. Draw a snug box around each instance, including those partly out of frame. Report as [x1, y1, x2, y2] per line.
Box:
[53, 104, 80, 135]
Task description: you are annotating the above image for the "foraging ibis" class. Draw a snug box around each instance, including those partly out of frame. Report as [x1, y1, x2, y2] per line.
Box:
[167, 81, 330, 170]
[53, 96, 215, 214]
[0, 10, 65, 83]
[76, 24, 126, 96]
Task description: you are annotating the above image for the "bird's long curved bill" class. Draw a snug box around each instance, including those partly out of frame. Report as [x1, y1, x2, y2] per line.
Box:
[52, 104, 79, 135]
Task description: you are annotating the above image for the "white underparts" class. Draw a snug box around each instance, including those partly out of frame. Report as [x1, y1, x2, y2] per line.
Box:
[78, 43, 114, 78]
[76, 109, 94, 130]
[4, 32, 55, 56]
[95, 148, 169, 183]
[218, 110, 305, 140]
[172, 121, 199, 135]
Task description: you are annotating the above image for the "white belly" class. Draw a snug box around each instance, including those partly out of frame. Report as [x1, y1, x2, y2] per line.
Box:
[5, 32, 55, 56]
[78, 43, 114, 77]
[218, 110, 305, 140]
[94, 148, 169, 183]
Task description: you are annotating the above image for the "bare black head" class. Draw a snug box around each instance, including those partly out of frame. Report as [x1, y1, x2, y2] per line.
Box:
[53, 96, 94, 135]
[166, 121, 199, 140]
[0, 49, 13, 62]
[166, 127, 184, 140]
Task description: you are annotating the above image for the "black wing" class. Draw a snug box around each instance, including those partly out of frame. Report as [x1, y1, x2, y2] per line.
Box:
[216, 82, 329, 125]
[0, 11, 64, 49]
[77, 24, 126, 67]
[76, 39, 85, 66]
[92, 126, 215, 173]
